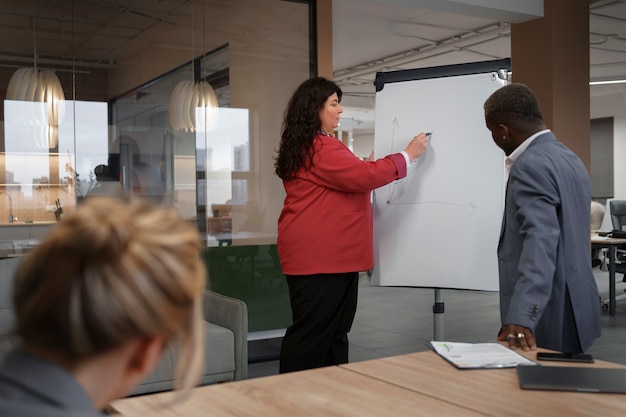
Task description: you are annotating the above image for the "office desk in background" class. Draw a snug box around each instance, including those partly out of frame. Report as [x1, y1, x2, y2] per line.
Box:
[0, 239, 39, 259]
[110, 348, 626, 417]
[591, 235, 626, 315]
[210, 231, 276, 247]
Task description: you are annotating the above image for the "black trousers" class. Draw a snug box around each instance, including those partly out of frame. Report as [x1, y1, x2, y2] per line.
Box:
[279, 272, 359, 373]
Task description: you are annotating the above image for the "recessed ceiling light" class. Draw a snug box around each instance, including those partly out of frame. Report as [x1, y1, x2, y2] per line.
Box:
[589, 80, 626, 85]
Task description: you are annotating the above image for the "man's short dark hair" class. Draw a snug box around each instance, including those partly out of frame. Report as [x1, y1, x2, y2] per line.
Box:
[484, 83, 543, 122]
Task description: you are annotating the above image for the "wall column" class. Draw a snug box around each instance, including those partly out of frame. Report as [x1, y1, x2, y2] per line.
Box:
[511, 0, 590, 169]
[316, 0, 333, 78]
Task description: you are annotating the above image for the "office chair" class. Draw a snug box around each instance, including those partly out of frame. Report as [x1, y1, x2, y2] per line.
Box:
[605, 200, 626, 306]
[610, 200, 626, 235]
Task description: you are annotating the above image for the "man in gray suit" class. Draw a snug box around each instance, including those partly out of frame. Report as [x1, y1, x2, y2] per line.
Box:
[484, 83, 601, 354]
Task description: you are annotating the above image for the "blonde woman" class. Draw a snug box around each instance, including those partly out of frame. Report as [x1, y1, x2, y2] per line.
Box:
[0, 197, 206, 416]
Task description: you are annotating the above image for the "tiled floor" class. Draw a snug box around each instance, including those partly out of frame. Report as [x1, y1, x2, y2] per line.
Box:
[248, 267, 626, 379]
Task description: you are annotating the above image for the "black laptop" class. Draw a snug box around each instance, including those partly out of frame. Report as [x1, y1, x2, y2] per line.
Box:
[517, 365, 626, 393]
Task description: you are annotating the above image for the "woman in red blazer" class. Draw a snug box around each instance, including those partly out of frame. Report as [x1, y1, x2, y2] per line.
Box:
[274, 77, 429, 373]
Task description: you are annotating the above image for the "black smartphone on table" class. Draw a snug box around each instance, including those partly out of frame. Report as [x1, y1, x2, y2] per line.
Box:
[536, 352, 594, 363]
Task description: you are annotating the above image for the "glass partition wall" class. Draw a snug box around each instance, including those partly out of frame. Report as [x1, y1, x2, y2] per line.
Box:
[0, 0, 313, 333]
[111, 46, 232, 227]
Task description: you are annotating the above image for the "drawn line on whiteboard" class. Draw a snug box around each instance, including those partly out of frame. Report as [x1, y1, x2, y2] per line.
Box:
[387, 180, 404, 204]
[386, 117, 400, 204]
[385, 200, 477, 217]
[385, 176, 414, 204]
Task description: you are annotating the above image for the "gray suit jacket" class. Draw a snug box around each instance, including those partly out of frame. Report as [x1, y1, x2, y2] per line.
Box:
[498, 131, 601, 352]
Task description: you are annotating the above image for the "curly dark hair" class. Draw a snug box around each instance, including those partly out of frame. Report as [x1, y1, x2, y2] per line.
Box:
[274, 77, 342, 180]
[484, 83, 543, 128]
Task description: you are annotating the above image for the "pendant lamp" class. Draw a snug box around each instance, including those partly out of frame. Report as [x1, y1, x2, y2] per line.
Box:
[5, 0, 65, 149]
[169, 79, 218, 132]
[168, 0, 218, 133]
[6, 67, 65, 148]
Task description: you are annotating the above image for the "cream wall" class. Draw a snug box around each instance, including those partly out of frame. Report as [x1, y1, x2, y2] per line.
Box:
[230, 47, 309, 234]
[591, 88, 626, 199]
[227, 2, 311, 235]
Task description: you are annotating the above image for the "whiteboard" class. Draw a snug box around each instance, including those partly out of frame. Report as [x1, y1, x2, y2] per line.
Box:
[372, 61, 509, 291]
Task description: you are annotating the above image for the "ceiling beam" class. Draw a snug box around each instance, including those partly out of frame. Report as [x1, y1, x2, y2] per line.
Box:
[365, 0, 543, 23]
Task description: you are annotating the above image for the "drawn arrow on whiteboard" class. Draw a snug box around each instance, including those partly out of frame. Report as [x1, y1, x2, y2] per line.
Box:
[386, 200, 477, 217]
[390, 117, 399, 152]
[464, 202, 477, 217]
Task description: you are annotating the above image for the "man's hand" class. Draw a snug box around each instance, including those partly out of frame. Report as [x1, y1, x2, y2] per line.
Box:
[498, 324, 537, 351]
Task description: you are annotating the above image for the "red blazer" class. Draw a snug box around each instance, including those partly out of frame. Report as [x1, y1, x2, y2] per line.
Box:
[277, 134, 407, 275]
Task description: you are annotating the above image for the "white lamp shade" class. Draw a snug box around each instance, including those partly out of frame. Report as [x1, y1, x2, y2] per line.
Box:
[6, 67, 65, 148]
[169, 80, 218, 132]
[7, 67, 66, 126]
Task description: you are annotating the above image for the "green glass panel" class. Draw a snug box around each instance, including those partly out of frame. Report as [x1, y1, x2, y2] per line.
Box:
[202, 244, 291, 333]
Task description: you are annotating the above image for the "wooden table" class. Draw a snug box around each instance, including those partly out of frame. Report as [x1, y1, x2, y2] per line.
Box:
[591, 235, 626, 315]
[109, 364, 484, 417]
[341, 349, 626, 417]
[110, 348, 626, 417]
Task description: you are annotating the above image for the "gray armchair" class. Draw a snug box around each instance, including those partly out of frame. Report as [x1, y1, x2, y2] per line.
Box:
[202, 290, 248, 381]
[0, 256, 248, 396]
[132, 289, 248, 395]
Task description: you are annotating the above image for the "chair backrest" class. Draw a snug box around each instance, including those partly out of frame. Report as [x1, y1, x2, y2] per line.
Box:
[591, 201, 605, 230]
[0, 257, 21, 358]
[609, 200, 626, 230]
